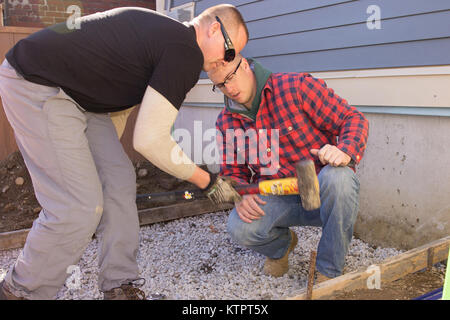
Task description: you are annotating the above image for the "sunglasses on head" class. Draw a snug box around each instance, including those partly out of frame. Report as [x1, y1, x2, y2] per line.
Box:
[215, 16, 236, 62]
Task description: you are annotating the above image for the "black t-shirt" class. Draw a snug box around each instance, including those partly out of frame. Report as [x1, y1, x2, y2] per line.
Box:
[6, 7, 203, 113]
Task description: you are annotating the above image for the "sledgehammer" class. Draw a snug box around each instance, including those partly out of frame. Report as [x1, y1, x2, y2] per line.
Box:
[137, 160, 321, 210]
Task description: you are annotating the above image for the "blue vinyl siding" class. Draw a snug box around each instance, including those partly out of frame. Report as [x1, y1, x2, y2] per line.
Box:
[195, 0, 352, 20]
[247, 11, 450, 57]
[247, 1, 450, 39]
[171, 0, 195, 8]
[257, 38, 450, 73]
[173, 0, 450, 74]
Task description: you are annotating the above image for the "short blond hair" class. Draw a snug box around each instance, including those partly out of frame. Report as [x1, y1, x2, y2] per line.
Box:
[195, 4, 249, 41]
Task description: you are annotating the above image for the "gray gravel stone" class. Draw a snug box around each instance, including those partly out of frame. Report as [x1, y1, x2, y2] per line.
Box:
[0, 211, 404, 300]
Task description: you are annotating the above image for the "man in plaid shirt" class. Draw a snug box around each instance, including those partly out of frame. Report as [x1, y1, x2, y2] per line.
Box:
[208, 54, 369, 281]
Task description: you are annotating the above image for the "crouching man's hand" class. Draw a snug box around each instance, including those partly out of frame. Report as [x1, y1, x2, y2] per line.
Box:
[203, 174, 242, 205]
[310, 144, 351, 167]
[236, 194, 267, 223]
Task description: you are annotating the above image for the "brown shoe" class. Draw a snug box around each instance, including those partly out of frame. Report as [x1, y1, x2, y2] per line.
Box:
[0, 280, 26, 300]
[316, 272, 332, 284]
[263, 230, 298, 277]
[316, 267, 349, 284]
[103, 279, 147, 300]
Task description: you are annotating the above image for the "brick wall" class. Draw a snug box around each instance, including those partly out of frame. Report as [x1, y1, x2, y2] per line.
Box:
[1, 0, 156, 28]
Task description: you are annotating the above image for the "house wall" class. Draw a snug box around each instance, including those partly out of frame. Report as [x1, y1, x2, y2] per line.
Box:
[165, 0, 450, 249]
[355, 113, 450, 250]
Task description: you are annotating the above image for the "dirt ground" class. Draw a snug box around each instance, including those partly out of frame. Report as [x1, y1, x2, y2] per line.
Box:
[0, 151, 447, 300]
[331, 267, 446, 300]
[0, 151, 196, 233]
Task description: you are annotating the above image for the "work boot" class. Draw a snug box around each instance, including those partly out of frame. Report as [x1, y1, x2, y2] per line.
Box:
[316, 267, 349, 284]
[263, 230, 298, 277]
[0, 280, 26, 300]
[316, 272, 332, 284]
[103, 278, 146, 300]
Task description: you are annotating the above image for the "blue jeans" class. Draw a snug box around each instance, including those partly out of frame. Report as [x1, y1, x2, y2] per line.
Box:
[227, 165, 360, 278]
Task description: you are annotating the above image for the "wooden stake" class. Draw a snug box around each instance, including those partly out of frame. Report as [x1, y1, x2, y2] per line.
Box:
[306, 250, 317, 300]
[427, 247, 434, 271]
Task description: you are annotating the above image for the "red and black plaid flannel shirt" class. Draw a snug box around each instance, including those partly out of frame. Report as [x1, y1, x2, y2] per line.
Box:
[215, 72, 369, 185]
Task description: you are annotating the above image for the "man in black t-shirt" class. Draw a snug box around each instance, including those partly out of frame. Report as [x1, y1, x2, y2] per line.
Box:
[0, 5, 248, 300]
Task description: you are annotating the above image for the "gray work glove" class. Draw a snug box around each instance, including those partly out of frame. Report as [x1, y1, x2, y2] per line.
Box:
[203, 173, 242, 205]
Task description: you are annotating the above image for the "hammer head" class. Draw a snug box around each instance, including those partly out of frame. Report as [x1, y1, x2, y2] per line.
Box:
[295, 160, 321, 211]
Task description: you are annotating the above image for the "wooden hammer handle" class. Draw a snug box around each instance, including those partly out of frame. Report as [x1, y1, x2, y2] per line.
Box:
[295, 160, 321, 211]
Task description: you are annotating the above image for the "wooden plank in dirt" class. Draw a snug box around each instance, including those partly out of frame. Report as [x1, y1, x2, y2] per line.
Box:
[0, 201, 233, 251]
[0, 228, 30, 251]
[286, 235, 450, 300]
[138, 200, 233, 226]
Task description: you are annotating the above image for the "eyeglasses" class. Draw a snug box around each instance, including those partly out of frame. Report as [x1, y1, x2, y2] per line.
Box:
[212, 59, 242, 92]
[215, 16, 235, 62]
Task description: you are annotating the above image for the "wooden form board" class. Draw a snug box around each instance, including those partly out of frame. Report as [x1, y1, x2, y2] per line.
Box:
[138, 199, 233, 226]
[285, 235, 450, 300]
[0, 200, 233, 251]
[0, 26, 42, 161]
[0, 228, 29, 251]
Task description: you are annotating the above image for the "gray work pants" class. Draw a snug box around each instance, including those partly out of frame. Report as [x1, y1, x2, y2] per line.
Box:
[0, 60, 140, 299]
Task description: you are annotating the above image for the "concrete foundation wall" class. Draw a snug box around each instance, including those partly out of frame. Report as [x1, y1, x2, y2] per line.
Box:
[354, 113, 450, 250]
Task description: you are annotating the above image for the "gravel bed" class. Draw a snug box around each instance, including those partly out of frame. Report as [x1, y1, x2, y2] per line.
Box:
[0, 210, 404, 300]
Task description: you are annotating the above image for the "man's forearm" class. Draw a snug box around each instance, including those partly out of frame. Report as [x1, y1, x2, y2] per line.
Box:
[298, 75, 369, 164]
[133, 86, 208, 185]
[336, 108, 369, 164]
[188, 166, 210, 189]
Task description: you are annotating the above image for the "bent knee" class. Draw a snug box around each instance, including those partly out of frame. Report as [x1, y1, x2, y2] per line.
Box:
[68, 187, 104, 230]
[319, 165, 359, 194]
[227, 210, 268, 247]
[77, 199, 104, 227]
